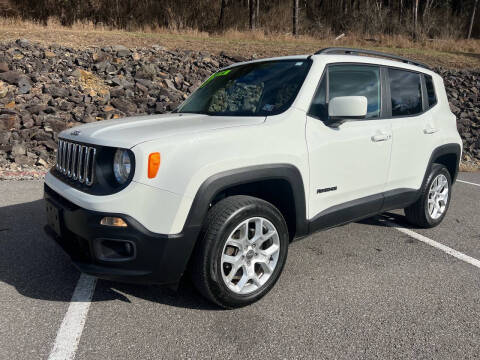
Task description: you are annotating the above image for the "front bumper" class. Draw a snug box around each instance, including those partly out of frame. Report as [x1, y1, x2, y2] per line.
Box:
[44, 184, 199, 285]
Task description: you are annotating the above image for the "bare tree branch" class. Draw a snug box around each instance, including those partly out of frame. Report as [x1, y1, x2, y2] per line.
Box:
[468, 0, 479, 39]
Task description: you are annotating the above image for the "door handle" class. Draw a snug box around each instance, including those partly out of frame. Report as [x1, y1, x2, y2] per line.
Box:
[423, 127, 438, 134]
[371, 133, 391, 142]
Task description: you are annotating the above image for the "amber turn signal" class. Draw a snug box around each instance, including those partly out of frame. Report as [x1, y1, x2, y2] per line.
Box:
[148, 152, 161, 178]
[100, 217, 128, 227]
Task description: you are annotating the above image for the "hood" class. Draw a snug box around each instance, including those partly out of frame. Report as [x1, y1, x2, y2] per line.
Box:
[58, 113, 265, 148]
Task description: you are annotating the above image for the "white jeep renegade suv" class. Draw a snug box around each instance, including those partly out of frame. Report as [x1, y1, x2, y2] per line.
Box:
[44, 48, 462, 308]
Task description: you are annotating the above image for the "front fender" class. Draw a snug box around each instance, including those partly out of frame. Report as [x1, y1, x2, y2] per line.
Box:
[180, 164, 308, 237]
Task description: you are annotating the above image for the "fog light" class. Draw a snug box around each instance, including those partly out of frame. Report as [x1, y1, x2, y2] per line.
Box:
[100, 217, 128, 227]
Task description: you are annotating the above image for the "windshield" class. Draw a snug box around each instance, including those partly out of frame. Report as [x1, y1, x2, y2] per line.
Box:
[177, 59, 311, 116]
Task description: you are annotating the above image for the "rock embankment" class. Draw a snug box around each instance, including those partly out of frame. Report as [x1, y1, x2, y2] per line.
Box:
[0, 39, 237, 174]
[0, 39, 479, 176]
[441, 69, 480, 163]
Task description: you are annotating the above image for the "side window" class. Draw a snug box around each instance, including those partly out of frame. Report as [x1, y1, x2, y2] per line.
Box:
[389, 69, 422, 116]
[329, 65, 381, 119]
[309, 64, 381, 120]
[425, 74, 437, 108]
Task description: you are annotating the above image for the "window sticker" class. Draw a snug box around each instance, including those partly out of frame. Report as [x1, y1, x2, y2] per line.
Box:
[200, 69, 231, 88]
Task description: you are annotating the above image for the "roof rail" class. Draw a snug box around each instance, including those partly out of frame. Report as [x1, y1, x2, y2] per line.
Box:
[314, 47, 431, 70]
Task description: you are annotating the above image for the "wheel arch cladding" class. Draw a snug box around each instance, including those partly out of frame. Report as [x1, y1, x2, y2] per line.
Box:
[427, 143, 461, 184]
[183, 164, 308, 244]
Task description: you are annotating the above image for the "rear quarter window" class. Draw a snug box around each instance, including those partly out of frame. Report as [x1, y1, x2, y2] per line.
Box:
[389, 68, 423, 117]
[425, 75, 437, 108]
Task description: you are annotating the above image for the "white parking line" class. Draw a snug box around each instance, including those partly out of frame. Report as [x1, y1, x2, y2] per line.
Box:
[381, 218, 480, 270]
[457, 179, 480, 187]
[48, 274, 97, 360]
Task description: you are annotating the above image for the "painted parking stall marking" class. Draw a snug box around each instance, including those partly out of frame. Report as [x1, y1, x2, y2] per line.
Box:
[380, 216, 480, 270]
[457, 179, 480, 187]
[48, 274, 97, 360]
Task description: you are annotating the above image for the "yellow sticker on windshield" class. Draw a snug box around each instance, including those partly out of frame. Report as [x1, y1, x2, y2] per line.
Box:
[200, 69, 231, 88]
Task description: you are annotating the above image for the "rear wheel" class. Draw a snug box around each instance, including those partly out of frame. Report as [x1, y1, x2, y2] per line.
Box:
[404, 163, 452, 228]
[190, 195, 289, 308]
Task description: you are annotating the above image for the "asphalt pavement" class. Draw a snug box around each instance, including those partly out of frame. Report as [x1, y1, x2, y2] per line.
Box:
[1, 173, 479, 360]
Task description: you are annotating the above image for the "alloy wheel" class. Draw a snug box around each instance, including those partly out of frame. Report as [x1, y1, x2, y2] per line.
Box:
[220, 217, 280, 295]
[427, 174, 449, 220]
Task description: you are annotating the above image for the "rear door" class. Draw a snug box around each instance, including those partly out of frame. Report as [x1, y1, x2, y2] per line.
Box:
[385, 68, 441, 193]
[306, 64, 392, 227]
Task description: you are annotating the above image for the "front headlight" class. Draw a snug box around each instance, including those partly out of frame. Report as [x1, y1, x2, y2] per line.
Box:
[113, 148, 132, 184]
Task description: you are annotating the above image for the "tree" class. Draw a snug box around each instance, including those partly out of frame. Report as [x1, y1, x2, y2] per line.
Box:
[292, 0, 299, 35]
[249, 0, 256, 30]
[6, 0, 480, 39]
[218, 0, 227, 28]
[398, 0, 403, 23]
[422, 0, 435, 23]
[413, 0, 419, 39]
[468, 0, 479, 39]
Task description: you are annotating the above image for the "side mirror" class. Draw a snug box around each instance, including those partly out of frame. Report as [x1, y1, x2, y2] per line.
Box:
[326, 96, 368, 127]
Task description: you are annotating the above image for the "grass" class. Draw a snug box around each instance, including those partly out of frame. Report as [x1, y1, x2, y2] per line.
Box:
[0, 18, 479, 69]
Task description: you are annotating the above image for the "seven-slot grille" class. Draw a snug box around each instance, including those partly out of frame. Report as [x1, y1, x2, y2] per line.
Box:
[56, 139, 96, 186]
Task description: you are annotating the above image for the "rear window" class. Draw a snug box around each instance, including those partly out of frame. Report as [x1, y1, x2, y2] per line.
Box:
[389, 69, 422, 117]
[425, 75, 437, 108]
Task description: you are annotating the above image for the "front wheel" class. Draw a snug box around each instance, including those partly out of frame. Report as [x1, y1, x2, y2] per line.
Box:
[404, 163, 452, 228]
[190, 195, 289, 309]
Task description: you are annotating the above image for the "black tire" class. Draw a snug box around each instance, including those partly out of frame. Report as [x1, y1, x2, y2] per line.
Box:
[404, 163, 452, 228]
[190, 195, 289, 309]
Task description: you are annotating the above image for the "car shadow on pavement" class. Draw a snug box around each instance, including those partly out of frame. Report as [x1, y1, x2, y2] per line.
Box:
[0, 198, 415, 310]
[95, 278, 220, 310]
[357, 212, 417, 228]
[0, 198, 220, 310]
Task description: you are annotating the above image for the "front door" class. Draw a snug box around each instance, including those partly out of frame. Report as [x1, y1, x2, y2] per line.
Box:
[306, 64, 392, 228]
